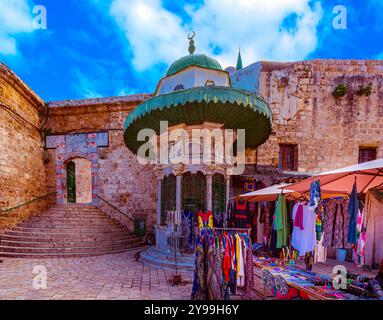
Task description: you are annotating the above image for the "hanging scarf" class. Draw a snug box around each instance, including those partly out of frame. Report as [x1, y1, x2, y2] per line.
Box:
[274, 194, 288, 248]
[347, 181, 359, 245]
[293, 204, 304, 230]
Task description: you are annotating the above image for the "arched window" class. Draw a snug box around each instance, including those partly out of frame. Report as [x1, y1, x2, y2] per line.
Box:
[205, 80, 215, 86]
[174, 84, 184, 91]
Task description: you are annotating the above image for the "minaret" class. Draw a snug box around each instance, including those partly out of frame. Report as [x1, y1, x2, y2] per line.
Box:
[236, 47, 243, 70]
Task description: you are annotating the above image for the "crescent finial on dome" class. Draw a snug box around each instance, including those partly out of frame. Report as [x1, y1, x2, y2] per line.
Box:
[188, 31, 195, 55]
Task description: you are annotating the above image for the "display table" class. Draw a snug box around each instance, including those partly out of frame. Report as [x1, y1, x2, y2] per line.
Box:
[253, 257, 371, 300]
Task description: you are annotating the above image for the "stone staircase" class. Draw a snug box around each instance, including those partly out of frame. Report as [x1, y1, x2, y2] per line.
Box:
[0, 204, 145, 258]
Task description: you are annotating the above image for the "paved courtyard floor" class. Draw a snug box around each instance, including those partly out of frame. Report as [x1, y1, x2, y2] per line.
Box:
[0, 249, 194, 300]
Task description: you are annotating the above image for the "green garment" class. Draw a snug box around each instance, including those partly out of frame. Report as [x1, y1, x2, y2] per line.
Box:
[274, 194, 288, 248]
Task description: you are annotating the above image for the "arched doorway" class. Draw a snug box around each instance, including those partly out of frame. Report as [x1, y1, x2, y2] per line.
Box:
[66, 161, 76, 203]
[182, 172, 206, 214]
[161, 174, 176, 224]
[65, 158, 92, 204]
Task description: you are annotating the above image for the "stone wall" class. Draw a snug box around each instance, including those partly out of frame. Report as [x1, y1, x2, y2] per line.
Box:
[45, 96, 157, 232]
[234, 60, 383, 174]
[0, 63, 47, 230]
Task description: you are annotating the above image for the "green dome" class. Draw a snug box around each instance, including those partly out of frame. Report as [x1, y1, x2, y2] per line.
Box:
[166, 54, 223, 77]
[124, 86, 272, 154]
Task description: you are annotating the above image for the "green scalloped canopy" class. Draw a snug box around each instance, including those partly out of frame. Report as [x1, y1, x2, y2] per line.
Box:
[166, 54, 223, 77]
[124, 86, 272, 154]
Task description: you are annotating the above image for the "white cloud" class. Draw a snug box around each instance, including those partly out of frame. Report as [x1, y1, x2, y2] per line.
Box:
[109, 0, 323, 71]
[110, 0, 187, 71]
[0, 0, 34, 56]
[71, 67, 102, 99]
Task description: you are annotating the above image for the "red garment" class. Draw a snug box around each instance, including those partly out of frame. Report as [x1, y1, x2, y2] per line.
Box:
[222, 235, 231, 282]
[294, 204, 304, 230]
[234, 199, 251, 229]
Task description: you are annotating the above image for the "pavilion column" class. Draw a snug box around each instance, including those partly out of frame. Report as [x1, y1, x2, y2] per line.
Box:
[157, 177, 162, 225]
[176, 174, 182, 211]
[225, 176, 231, 211]
[206, 174, 213, 211]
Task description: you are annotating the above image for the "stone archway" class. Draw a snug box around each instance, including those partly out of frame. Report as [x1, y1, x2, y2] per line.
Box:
[56, 149, 99, 205]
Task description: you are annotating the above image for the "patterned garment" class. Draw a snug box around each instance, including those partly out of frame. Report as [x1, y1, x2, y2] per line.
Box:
[322, 198, 352, 249]
[243, 178, 257, 192]
[244, 234, 254, 296]
[182, 211, 194, 249]
[191, 234, 205, 300]
[213, 211, 223, 228]
[192, 232, 251, 300]
[206, 237, 222, 300]
[354, 208, 366, 267]
[233, 199, 251, 229]
[309, 180, 321, 209]
[198, 211, 213, 230]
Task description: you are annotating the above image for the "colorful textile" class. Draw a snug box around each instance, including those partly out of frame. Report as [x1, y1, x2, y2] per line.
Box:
[192, 231, 253, 300]
[292, 204, 317, 256]
[236, 235, 245, 287]
[354, 209, 366, 267]
[293, 203, 304, 230]
[309, 180, 321, 209]
[322, 198, 351, 249]
[243, 178, 257, 192]
[198, 210, 213, 231]
[191, 234, 205, 300]
[233, 199, 251, 229]
[347, 181, 359, 245]
[206, 236, 221, 299]
[274, 194, 288, 249]
[315, 201, 324, 241]
[213, 211, 223, 228]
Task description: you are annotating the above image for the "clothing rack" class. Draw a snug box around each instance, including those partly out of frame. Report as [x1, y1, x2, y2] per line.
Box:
[213, 227, 251, 235]
[214, 227, 251, 231]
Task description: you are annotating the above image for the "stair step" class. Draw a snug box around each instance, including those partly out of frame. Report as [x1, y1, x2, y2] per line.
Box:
[0, 205, 143, 258]
[12, 226, 126, 233]
[0, 238, 142, 248]
[0, 233, 138, 242]
[0, 241, 145, 253]
[4, 231, 134, 239]
[0, 245, 145, 259]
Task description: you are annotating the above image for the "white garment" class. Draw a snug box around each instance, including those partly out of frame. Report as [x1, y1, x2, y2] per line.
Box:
[236, 235, 245, 287]
[291, 203, 302, 253]
[292, 204, 317, 256]
[315, 234, 327, 263]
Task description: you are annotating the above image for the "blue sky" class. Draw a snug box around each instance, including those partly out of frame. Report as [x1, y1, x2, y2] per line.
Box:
[0, 0, 382, 102]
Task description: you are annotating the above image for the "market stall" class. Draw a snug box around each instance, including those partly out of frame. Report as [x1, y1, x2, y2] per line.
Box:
[232, 160, 383, 300]
[287, 159, 383, 269]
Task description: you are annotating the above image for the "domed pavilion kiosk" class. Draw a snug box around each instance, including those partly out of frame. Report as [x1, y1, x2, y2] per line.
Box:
[124, 35, 272, 263]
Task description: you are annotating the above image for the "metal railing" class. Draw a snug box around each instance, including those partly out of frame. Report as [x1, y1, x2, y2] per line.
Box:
[0, 192, 57, 215]
[96, 195, 133, 222]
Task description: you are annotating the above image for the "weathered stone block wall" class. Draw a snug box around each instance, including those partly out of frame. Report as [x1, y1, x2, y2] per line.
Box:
[0, 64, 47, 230]
[45, 97, 157, 231]
[255, 60, 383, 173]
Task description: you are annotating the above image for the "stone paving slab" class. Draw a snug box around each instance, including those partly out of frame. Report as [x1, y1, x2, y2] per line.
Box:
[0, 250, 193, 300]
